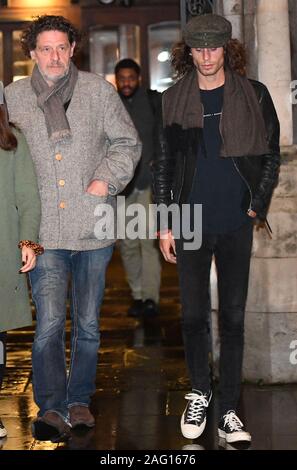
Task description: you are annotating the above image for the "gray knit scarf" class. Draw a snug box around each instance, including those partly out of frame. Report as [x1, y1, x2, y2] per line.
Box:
[163, 68, 269, 157]
[31, 62, 78, 143]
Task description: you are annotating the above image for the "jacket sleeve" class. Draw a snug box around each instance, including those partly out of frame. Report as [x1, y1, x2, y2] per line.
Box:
[151, 92, 178, 232]
[148, 90, 164, 166]
[251, 83, 281, 219]
[14, 130, 41, 243]
[151, 92, 175, 207]
[92, 85, 142, 195]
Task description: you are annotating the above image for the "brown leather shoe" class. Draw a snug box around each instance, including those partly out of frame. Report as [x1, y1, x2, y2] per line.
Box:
[32, 411, 71, 442]
[69, 405, 95, 429]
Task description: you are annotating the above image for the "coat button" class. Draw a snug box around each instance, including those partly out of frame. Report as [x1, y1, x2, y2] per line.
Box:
[59, 201, 66, 209]
[55, 153, 62, 161]
[59, 179, 65, 186]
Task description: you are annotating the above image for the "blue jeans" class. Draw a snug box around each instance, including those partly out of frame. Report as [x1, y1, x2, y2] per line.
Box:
[29, 246, 114, 418]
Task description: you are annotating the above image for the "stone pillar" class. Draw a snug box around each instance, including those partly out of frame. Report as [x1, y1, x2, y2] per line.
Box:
[221, 0, 244, 41]
[243, 0, 258, 80]
[256, 0, 293, 145]
[211, 150, 297, 383]
[215, 0, 257, 78]
[288, 0, 297, 144]
[243, 151, 297, 383]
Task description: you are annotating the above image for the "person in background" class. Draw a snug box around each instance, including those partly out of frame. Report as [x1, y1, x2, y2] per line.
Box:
[5, 16, 140, 442]
[0, 82, 42, 439]
[115, 59, 161, 317]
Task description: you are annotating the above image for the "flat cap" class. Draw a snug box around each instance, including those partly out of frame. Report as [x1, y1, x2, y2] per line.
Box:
[184, 14, 232, 48]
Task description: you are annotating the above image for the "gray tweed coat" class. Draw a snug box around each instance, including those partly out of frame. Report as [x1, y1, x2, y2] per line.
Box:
[5, 71, 141, 251]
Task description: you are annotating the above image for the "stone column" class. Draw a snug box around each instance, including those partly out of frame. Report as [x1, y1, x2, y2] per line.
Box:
[256, 0, 292, 145]
[221, 0, 244, 41]
[288, 0, 297, 144]
[243, 0, 258, 80]
[211, 150, 297, 383]
[242, 151, 297, 383]
[215, 0, 257, 78]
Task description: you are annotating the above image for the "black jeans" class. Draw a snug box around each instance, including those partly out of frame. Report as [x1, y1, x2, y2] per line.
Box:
[0, 332, 7, 391]
[176, 221, 253, 416]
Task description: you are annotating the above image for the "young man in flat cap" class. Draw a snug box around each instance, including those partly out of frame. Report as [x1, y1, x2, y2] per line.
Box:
[153, 14, 280, 444]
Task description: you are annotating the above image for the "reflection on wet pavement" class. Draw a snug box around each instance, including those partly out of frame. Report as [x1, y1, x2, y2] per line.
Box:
[1, 249, 297, 450]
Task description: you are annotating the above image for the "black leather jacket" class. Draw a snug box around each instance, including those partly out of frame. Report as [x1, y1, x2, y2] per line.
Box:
[152, 79, 280, 223]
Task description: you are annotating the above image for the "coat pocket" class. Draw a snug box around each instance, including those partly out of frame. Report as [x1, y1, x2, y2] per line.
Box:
[79, 193, 108, 240]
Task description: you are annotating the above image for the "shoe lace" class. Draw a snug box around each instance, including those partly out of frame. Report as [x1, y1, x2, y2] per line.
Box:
[223, 411, 243, 431]
[184, 393, 209, 421]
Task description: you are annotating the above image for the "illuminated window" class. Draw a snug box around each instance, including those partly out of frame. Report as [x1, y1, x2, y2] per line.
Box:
[89, 25, 140, 86]
[148, 22, 181, 92]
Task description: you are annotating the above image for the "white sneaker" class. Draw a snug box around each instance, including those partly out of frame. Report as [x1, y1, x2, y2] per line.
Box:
[180, 390, 212, 439]
[0, 419, 7, 438]
[218, 410, 251, 443]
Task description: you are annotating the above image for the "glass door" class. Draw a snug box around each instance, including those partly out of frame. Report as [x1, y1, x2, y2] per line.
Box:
[148, 21, 181, 92]
[0, 22, 32, 86]
[12, 30, 34, 82]
[89, 24, 140, 87]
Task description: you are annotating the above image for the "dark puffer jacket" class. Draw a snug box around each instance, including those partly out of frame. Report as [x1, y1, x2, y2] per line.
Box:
[152, 79, 280, 223]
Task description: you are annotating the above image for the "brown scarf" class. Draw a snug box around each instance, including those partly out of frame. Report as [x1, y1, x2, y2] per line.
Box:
[163, 68, 269, 157]
[31, 62, 78, 143]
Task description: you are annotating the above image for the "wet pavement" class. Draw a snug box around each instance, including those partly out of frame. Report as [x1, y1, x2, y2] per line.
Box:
[1, 248, 297, 451]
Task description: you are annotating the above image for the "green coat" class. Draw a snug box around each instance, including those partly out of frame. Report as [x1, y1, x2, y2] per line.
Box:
[0, 128, 41, 332]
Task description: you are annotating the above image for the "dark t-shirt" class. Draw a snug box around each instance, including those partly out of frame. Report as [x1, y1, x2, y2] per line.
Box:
[189, 85, 250, 234]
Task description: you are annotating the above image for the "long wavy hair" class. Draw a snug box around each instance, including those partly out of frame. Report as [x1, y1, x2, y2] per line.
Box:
[0, 101, 17, 151]
[171, 38, 247, 78]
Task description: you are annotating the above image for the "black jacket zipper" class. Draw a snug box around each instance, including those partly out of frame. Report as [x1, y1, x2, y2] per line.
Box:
[232, 158, 253, 212]
[218, 110, 253, 210]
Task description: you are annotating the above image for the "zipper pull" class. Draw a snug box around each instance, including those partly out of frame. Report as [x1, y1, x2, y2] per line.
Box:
[265, 219, 273, 238]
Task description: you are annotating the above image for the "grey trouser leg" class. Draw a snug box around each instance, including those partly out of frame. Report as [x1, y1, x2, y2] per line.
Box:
[120, 188, 161, 303]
